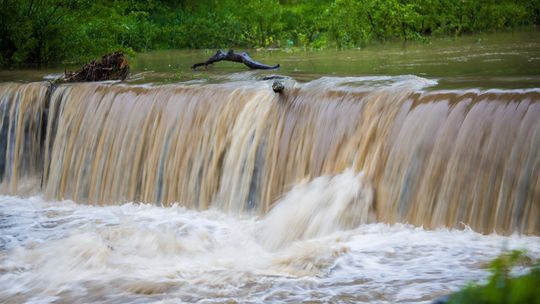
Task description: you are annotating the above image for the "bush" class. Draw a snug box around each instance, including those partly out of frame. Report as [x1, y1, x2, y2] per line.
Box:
[449, 250, 540, 304]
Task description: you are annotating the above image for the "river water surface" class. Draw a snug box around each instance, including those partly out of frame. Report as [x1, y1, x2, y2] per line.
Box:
[1, 29, 539, 89]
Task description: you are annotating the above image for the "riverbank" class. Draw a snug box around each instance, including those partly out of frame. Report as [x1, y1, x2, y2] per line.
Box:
[1, 0, 539, 67]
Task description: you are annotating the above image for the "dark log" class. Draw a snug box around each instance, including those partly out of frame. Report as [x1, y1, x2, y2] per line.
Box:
[192, 50, 280, 70]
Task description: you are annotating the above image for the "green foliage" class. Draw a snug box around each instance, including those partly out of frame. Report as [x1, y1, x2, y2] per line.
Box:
[449, 250, 540, 304]
[1, 0, 539, 66]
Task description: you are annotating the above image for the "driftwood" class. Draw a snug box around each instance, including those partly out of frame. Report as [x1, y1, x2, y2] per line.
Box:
[61, 52, 130, 83]
[261, 74, 287, 80]
[192, 50, 279, 70]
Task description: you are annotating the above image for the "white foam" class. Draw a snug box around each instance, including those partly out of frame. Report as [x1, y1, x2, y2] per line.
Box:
[302, 75, 438, 92]
[0, 187, 538, 303]
[258, 169, 373, 250]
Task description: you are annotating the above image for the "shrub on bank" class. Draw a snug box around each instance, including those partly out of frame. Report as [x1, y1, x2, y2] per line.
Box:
[448, 250, 540, 304]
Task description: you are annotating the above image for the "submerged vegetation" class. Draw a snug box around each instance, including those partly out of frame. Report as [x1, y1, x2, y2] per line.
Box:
[1, 0, 539, 66]
[448, 250, 540, 304]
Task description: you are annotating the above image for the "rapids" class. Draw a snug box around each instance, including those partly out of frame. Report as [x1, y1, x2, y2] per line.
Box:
[0, 193, 538, 303]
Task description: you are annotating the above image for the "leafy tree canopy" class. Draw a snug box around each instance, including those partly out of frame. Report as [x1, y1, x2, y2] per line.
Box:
[1, 0, 539, 66]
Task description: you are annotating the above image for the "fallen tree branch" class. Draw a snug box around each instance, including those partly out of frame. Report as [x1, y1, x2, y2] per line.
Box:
[192, 50, 280, 70]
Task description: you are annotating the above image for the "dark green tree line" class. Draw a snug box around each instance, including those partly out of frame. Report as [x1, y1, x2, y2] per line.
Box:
[1, 0, 539, 66]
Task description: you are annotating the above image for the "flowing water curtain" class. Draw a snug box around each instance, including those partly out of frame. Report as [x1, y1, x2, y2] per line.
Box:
[40, 82, 398, 214]
[0, 83, 49, 194]
[44, 83, 253, 206]
[376, 90, 540, 234]
[0, 81, 539, 234]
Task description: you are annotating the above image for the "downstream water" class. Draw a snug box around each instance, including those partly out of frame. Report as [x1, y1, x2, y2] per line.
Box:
[0, 29, 540, 303]
[1, 194, 538, 303]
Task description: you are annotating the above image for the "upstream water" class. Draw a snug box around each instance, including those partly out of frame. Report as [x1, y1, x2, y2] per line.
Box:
[0, 30, 540, 303]
[1, 29, 540, 89]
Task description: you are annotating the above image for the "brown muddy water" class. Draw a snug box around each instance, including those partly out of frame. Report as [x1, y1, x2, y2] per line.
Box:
[1, 29, 540, 89]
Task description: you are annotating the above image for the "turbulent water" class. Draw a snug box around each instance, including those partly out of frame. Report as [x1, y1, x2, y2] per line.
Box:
[0, 75, 539, 303]
[1, 194, 539, 303]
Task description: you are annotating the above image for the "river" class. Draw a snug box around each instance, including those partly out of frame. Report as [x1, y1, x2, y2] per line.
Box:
[0, 29, 539, 303]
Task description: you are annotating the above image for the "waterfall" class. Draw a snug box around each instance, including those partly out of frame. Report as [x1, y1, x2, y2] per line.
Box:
[0, 78, 538, 234]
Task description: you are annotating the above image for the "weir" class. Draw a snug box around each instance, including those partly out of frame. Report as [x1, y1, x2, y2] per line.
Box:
[0, 79, 538, 235]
